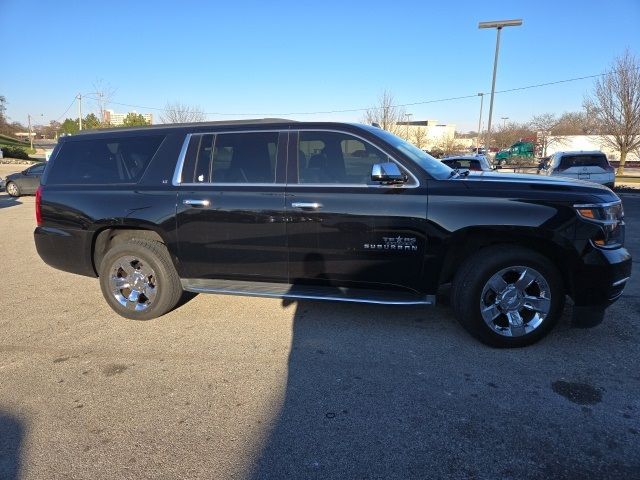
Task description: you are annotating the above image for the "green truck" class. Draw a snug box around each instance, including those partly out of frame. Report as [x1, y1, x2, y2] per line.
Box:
[494, 140, 536, 165]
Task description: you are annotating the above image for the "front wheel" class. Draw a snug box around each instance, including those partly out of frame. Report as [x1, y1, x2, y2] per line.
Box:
[6, 182, 20, 197]
[99, 239, 183, 320]
[452, 246, 564, 347]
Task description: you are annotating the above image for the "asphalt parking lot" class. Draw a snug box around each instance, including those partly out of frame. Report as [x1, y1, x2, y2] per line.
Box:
[0, 188, 639, 480]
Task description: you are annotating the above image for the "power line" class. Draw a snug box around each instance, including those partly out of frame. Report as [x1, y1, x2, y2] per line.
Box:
[54, 97, 78, 122]
[56, 68, 638, 120]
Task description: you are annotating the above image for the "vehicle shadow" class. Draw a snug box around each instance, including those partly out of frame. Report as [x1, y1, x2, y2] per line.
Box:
[246, 254, 621, 479]
[249, 253, 462, 479]
[0, 412, 24, 480]
[0, 193, 22, 210]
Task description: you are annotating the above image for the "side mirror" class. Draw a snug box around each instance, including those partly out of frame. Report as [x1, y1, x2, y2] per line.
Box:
[371, 162, 405, 184]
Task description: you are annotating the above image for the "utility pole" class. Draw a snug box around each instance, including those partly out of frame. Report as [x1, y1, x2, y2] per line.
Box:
[98, 92, 105, 124]
[28, 114, 33, 150]
[501, 116, 509, 129]
[478, 19, 522, 152]
[77, 93, 83, 131]
[476, 93, 484, 151]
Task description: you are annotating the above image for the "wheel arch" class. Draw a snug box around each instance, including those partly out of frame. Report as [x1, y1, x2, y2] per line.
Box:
[92, 226, 177, 276]
[437, 226, 578, 294]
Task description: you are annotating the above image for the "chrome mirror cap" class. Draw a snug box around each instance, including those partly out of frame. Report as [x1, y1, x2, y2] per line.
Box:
[371, 162, 404, 184]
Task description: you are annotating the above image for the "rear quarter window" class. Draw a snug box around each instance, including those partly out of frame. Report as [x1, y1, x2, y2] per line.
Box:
[46, 135, 165, 185]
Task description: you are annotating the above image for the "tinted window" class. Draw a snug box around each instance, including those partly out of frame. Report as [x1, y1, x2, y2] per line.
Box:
[443, 159, 482, 171]
[358, 124, 452, 179]
[29, 163, 46, 174]
[298, 131, 390, 184]
[47, 135, 164, 185]
[181, 132, 278, 183]
[559, 154, 609, 170]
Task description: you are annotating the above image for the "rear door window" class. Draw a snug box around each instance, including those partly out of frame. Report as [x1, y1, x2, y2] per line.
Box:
[29, 163, 46, 175]
[47, 135, 165, 185]
[180, 131, 279, 184]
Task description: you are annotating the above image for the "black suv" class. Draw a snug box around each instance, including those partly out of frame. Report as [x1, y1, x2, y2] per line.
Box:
[34, 120, 631, 347]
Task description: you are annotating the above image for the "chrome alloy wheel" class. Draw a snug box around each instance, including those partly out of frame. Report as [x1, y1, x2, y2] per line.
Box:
[480, 266, 551, 337]
[6, 182, 18, 196]
[109, 256, 157, 311]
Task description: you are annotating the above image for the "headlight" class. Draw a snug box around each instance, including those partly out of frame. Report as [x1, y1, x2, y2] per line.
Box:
[574, 201, 624, 248]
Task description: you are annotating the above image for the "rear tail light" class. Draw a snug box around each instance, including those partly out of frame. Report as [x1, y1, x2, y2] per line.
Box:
[605, 164, 615, 173]
[35, 185, 42, 226]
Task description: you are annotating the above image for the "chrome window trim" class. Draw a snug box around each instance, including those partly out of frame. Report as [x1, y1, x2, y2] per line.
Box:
[172, 129, 286, 186]
[293, 128, 420, 188]
[172, 128, 421, 188]
[172, 133, 193, 185]
[179, 182, 287, 188]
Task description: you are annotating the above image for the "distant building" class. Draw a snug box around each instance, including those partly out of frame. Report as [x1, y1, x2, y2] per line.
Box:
[104, 109, 153, 126]
[395, 120, 456, 151]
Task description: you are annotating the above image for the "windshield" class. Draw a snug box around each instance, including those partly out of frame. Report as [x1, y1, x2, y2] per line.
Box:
[362, 126, 454, 179]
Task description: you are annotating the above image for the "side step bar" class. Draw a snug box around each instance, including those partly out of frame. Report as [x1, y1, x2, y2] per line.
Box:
[181, 278, 435, 306]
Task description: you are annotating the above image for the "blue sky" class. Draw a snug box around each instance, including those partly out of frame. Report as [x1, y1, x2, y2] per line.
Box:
[1, 0, 639, 131]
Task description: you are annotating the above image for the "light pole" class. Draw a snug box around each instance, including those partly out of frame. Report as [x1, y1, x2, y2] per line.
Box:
[405, 113, 413, 140]
[476, 93, 484, 151]
[27, 113, 43, 151]
[501, 116, 509, 129]
[478, 18, 522, 151]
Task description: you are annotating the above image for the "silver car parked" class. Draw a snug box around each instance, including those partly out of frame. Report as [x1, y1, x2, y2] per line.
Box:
[540, 151, 615, 188]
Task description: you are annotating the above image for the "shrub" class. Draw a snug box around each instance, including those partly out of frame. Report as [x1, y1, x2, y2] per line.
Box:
[1, 146, 30, 160]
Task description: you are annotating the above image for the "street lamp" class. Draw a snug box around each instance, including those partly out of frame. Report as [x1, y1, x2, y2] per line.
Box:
[479, 18, 522, 151]
[501, 116, 509, 129]
[476, 93, 484, 151]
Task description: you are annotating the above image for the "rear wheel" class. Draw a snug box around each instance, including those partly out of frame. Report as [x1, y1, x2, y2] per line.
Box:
[452, 246, 564, 347]
[6, 182, 20, 197]
[99, 239, 182, 320]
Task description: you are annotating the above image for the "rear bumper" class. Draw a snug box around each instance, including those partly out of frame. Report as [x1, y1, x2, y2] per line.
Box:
[34, 226, 97, 277]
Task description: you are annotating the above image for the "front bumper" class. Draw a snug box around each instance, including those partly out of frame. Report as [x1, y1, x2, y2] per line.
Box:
[570, 245, 632, 327]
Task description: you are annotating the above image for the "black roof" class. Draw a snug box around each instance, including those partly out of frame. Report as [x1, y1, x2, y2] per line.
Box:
[72, 118, 298, 136]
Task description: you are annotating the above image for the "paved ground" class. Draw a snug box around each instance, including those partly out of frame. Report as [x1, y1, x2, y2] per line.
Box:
[0, 190, 639, 480]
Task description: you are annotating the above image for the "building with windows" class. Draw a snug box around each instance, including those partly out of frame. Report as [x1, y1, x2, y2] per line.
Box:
[104, 109, 153, 126]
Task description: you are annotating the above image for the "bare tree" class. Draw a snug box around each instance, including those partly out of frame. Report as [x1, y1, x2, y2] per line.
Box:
[160, 101, 206, 124]
[362, 90, 405, 135]
[554, 111, 600, 135]
[529, 113, 569, 156]
[585, 50, 640, 174]
[492, 121, 534, 150]
[411, 126, 429, 149]
[436, 135, 466, 157]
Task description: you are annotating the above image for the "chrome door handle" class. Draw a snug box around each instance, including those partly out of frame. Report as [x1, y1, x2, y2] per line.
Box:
[291, 202, 322, 209]
[183, 199, 210, 207]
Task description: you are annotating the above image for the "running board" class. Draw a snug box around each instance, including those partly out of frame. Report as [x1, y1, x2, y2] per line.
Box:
[181, 278, 435, 306]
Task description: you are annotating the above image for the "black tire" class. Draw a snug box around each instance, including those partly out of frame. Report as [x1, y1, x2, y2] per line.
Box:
[6, 181, 20, 197]
[451, 245, 564, 348]
[99, 239, 182, 320]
